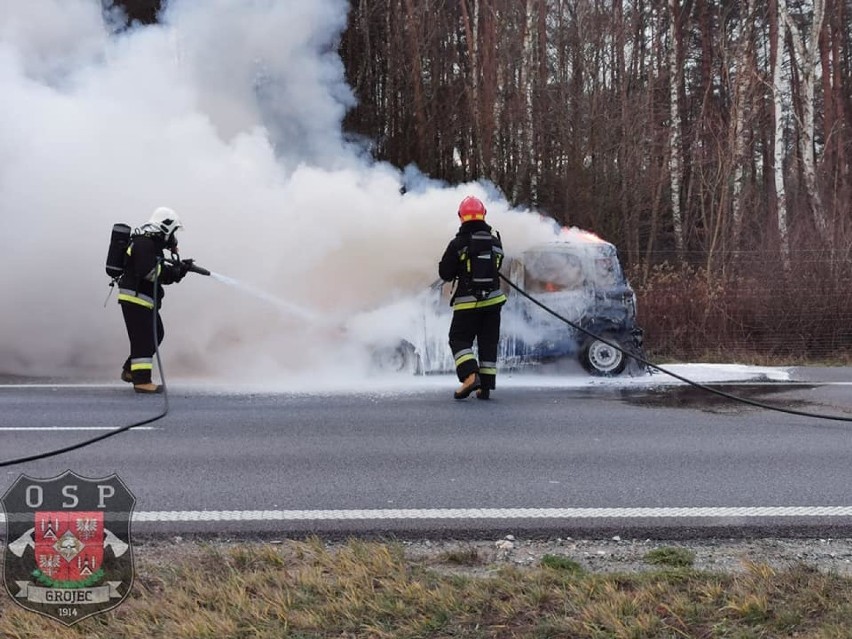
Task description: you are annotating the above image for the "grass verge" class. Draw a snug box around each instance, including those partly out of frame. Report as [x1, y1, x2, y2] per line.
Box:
[0, 538, 851, 638]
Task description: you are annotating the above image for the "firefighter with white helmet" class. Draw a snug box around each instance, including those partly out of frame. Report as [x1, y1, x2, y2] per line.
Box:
[117, 207, 189, 393]
[438, 196, 507, 400]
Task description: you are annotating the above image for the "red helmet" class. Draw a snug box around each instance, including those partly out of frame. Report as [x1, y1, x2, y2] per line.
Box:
[458, 196, 486, 222]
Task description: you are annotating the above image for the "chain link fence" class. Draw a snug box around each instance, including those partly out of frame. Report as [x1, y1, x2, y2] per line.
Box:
[629, 251, 852, 364]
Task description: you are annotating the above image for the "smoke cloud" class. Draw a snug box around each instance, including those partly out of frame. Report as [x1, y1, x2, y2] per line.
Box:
[0, 0, 560, 382]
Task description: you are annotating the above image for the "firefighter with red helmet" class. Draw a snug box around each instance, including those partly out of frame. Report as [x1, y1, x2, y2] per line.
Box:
[438, 196, 507, 399]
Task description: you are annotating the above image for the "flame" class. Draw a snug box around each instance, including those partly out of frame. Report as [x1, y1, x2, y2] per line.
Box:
[558, 226, 606, 243]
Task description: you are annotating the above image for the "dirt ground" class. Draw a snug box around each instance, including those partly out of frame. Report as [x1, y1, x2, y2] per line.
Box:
[128, 535, 852, 577]
[396, 536, 852, 575]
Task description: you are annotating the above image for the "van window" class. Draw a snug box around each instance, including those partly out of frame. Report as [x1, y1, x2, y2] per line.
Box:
[593, 256, 621, 288]
[523, 251, 586, 293]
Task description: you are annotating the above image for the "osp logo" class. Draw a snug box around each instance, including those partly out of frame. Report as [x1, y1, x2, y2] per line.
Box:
[1, 470, 135, 626]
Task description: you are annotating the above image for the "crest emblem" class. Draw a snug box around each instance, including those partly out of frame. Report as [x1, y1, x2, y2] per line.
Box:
[2, 470, 135, 626]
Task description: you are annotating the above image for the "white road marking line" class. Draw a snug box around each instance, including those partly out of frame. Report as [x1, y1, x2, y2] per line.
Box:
[0, 384, 119, 389]
[3, 506, 849, 524]
[127, 507, 852, 521]
[0, 427, 157, 431]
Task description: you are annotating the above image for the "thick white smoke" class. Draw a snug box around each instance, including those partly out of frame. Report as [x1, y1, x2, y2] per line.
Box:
[0, 0, 559, 382]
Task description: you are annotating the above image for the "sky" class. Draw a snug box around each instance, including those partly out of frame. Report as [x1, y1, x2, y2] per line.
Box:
[0, 0, 573, 382]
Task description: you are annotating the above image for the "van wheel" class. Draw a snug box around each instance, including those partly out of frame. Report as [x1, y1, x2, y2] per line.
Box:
[371, 341, 421, 374]
[579, 334, 627, 376]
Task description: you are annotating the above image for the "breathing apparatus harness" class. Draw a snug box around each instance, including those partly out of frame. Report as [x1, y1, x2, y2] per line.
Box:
[499, 273, 852, 422]
[463, 230, 502, 300]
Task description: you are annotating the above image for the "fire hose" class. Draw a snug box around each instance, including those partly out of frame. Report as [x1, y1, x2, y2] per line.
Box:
[0, 259, 211, 468]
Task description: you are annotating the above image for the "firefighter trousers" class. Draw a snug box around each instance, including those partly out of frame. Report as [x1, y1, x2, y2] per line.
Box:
[121, 302, 164, 384]
[448, 305, 502, 390]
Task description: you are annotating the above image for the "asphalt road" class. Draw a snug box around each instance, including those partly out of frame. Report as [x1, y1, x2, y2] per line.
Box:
[1, 370, 852, 540]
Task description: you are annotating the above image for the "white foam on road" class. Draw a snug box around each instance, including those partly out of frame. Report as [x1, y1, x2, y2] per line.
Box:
[152, 363, 795, 395]
[0, 363, 794, 395]
[2, 506, 851, 524]
[0, 363, 804, 395]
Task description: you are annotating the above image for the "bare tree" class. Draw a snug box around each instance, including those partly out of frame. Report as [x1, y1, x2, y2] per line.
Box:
[340, 0, 852, 272]
[518, 0, 539, 203]
[779, 0, 828, 239]
[459, 0, 482, 176]
[771, 0, 792, 265]
[668, 0, 685, 257]
[729, 0, 758, 248]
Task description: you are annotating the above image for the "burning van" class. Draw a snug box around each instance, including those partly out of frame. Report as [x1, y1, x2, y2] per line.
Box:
[351, 233, 645, 376]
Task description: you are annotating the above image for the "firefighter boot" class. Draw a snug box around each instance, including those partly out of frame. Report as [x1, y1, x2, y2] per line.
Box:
[133, 383, 163, 394]
[121, 369, 133, 383]
[476, 388, 490, 400]
[454, 373, 481, 400]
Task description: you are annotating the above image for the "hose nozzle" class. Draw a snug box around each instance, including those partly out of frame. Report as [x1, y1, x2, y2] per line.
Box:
[166, 257, 211, 277]
[182, 259, 210, 276]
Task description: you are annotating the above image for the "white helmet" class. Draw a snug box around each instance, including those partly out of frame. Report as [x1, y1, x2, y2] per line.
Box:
[147, 206, 183, 238]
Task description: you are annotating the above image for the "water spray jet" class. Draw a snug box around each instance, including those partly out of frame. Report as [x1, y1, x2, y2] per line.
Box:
[208, 272, 333, 325]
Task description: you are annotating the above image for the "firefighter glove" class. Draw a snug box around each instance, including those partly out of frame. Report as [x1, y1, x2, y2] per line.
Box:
[161, 261, 185, 284]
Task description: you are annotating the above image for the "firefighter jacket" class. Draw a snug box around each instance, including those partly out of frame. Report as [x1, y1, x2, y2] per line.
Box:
[117, 234, 182, 310]
[439, 220, 508, 311]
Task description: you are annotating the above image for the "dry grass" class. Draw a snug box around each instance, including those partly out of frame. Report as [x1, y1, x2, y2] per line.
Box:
[643, 546, 696, 569]
[1, 538, 851, 638]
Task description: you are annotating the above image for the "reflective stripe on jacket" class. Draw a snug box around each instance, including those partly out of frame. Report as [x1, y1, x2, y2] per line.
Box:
[117, 289, 156, 309]
[451, 290, 507, 311]
[117, 233, 170, 309]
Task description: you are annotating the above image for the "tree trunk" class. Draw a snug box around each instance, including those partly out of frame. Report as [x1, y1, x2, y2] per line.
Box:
[668, 0, 685, 258]
[730, 0, 757, 247]
[772, 0, 791, 267]
[459, 0, 482, 176]
[518, 0, 538, 203]
[779, 0, 828, 240]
